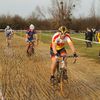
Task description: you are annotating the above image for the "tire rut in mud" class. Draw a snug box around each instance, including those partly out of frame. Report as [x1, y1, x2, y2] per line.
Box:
[0, 34, 100, 100]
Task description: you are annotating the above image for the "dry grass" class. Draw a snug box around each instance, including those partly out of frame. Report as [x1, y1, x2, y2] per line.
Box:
[0, 32, 100, 100]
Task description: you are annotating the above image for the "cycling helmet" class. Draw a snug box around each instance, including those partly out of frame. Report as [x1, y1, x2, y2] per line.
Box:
[6, 25, 10, 29]
[29, 24, 35, 30]
[58, 26, 69, 35]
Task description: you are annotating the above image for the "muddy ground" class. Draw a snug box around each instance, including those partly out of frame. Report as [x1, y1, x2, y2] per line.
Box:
[0, 33, 100, 100]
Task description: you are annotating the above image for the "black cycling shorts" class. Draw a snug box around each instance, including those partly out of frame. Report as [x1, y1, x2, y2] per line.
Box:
[50, 47, 66, 57]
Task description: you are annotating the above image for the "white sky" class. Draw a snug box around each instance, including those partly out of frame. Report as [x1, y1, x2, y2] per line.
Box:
[73, 0, 100, 18]
[0, 0, 99, 18]
[0, 0, 51, 17]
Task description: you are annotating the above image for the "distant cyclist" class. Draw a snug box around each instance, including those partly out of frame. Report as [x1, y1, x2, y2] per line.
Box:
[4, 25, 13, 47]
[25, 24, 38, 55]
[50, 26, 78, 83]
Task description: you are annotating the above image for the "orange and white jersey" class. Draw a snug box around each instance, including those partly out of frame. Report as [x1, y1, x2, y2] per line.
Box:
[50, 32, 71, 50]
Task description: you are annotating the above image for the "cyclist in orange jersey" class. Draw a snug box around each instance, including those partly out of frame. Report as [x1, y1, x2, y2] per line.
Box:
[50, 26, 78, 83]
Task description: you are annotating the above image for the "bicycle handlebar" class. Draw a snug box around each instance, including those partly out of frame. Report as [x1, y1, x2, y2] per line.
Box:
[56, 55, 78, 64]
[58, 55, 77, 58]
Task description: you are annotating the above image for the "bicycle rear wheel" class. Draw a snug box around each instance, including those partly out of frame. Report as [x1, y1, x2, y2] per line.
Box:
[27, 46, 33, 56]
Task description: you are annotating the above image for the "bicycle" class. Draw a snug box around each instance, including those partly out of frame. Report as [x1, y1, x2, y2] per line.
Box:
[27, 41, 35, 56]
[52, 55, 77, 96]
[6, 34, 13, 48]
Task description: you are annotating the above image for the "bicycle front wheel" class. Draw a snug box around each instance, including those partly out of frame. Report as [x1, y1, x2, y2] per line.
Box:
[60, 71, 64, 95]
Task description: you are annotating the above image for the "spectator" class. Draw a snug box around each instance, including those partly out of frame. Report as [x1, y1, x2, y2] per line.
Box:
[91, 28, 96, 41]
[85, 28, 93, 47]
[96, 31, 100, 42]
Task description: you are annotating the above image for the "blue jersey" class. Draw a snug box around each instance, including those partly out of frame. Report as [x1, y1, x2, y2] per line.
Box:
[26, 29, 36, 41]
[5, 28, 13, 37]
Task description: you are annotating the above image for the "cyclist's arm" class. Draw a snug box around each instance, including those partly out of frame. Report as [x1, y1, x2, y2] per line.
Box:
[26, 33, 30, 39]
[52, 42, 57, 54]
[67, 38, 76, 54]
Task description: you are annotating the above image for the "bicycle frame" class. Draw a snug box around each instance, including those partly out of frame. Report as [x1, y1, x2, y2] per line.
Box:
[57, 56, 67, 77]
[56, 55, 76, 79]
[56, 55, 76, 95]
[27, 41, 34, 56]
[6, 35, 13, 47]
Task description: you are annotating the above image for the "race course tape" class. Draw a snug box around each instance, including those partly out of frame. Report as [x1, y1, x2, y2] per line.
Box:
[71, 37, 100, 44]
[42, 33, 100, 44]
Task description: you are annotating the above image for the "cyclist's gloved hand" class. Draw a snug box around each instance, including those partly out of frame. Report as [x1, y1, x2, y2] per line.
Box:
[73, 53, 78, 57]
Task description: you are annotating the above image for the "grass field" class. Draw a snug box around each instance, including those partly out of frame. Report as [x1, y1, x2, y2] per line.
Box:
[16, 31, 100, 63]
[0, 32, 100, 100]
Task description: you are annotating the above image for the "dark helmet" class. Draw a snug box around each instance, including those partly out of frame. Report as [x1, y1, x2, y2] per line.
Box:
[58, 26, 69, 35]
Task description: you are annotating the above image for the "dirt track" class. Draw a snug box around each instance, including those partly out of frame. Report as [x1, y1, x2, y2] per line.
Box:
[0, 33, 100, 100]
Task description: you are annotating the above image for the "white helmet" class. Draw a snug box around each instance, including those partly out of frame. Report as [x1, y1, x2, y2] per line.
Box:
[6, 25, 10, 29]
[29, 24, 35, 30]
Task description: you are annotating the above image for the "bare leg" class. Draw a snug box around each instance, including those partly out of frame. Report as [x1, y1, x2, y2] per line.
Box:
[6, 38, 9, 47]
[51, 58, 57, 76]
[6, 36, 12, 47]
[26, 43, 30, 54]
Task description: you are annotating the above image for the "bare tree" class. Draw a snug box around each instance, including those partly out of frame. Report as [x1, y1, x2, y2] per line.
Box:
[48, 0, 80, 28]
[29, 6, 49, 20]
[36, 6, 47, 20]
[89, 0, 96, 28]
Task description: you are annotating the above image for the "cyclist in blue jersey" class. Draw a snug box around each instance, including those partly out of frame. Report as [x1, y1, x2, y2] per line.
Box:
[25, 24, 38, 55]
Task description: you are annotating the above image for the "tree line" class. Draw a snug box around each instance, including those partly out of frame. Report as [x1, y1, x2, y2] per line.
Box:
[0, 14, 100, 31]
[0, 0, 100, 31]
